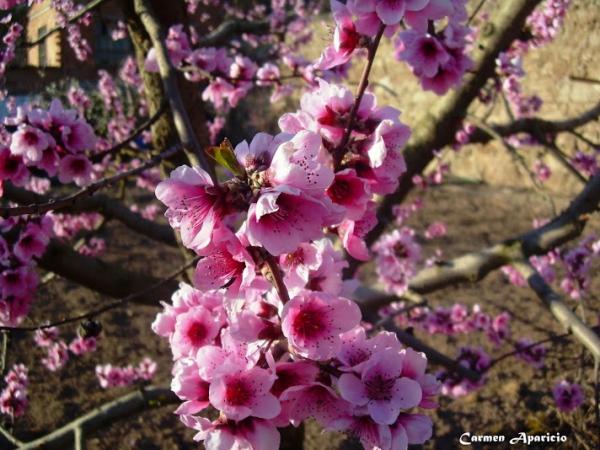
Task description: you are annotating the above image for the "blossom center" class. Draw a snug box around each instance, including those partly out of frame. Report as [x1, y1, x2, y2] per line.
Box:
[186, 321, 208, 346]
[365, 374, 396, 401]
[224, 378, 252, 406]
[292, 306, 325, 339]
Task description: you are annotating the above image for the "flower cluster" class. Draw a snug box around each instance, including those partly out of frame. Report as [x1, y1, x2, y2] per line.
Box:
[2, 99, 98, 188]
[552, 380, 584, 413]
[389, 303, 511, 347]
[96, 357, 157, 389]
[438, 346, 490, 398]
[0, 364, 28, 419]
[0, 23, 23, 80]
[0, 215, 53, 326]
[154, 284, 437, 450]
[34, 326, 98, 372]
[314, 0, 472, 95]
[145, 11, 315, 111]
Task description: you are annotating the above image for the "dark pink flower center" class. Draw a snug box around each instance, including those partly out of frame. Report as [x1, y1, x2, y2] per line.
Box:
[3, 157, 19, 174]
[365, 374, 396, 401]
[393, 242, 408, 258]
[225, 378, 251, 406]
[420, 39, 440, 58]
[292, 305, 325, 339]
[22, 131, 39, 146]
[327, 177, 352, 204]
[186, 321, 208, 346]
[69, 158, 87, 174]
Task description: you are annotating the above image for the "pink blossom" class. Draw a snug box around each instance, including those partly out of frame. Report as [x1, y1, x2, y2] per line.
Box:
[552, 380, 584, 412]
[338, 348, 422, 424]
[245, 186, 340, 256]
[171, 305, 221, 359]
[209, 365, 280, 421]
[58, 154, 94, 187]
[10, 125, 52, 163]
[329, 412, 392, 450]
[155, 165, 232, 251]
[424, 221, 447, 239]
[181, 416, 280, 450]
[13, 222, 50, 263]
[194, 227, 256, 296]
[0, 364, 28, 419]
[396, 31, 450, 77]
[0, 146, 28, 185]
[281, 290, 361, 360]
[42, 341, 70, 372]
[172, 358, 210, 415]
[327, 168, 371, 220]
[68, 336, 97, 356]
[338, 200, 378, 261]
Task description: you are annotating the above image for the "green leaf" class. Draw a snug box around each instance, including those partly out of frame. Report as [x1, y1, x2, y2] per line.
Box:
[206, 138, 244, 177]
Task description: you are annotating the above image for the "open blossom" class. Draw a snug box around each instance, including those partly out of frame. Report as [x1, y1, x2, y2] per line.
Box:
[338, 348, 423, 424]
[245, 186, 340, 256]
[155, 165, 233, 251]
[10, 125, 52, 163]
[171, 305, 222, 359]
[373, 227, 421, 296]
[58, 154, 94, 187]
[181, 416, 280, 450]
[552, 380, 584, 412]
[172, 358, 210, 415]
[0, 146, 28, 185]
[0, 364, 28, 419]
[281, 290, 361, 360]
[208, 364, 281, 421]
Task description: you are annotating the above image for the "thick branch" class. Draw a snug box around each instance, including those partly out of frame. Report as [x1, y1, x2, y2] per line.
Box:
[0, 257, 197, 332]
[38, 240, 179, 306]
[0, 145, 181, 218]
[133, 0, 216, 181]
[362, 174, 600, 312]
[469, 100, 600, 145]
[365, 0, 544, 251]
[3, 184, 177, 246]
[514, 261, 600, 360]
[15, 387, 177, 450]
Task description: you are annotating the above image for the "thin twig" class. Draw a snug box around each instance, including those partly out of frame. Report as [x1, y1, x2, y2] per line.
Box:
[0, 145, 182, 218]
[0, 256, 199, 332]
[486, 332, 570, 370]
[333, 24, 386, 167]
[91, 103, 167, 163]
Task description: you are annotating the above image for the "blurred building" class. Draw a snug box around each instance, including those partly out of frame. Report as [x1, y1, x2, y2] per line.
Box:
[6, 0, 131, 93]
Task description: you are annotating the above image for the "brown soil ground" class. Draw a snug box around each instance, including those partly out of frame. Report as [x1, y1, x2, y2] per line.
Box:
[4, 182, 599, 450]
[3, 0, 600, 448]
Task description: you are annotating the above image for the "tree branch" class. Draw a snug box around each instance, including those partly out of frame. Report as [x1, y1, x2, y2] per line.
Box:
[361, 174, 600, 312]
[0, 145, 182, 218]
[468, 100, 600, 145]
[14, 386, 177, 450]
[3, 184, 177, 247]
[133, 0, 216, 182]
[91, 103, 168, 163]
[37, 240, 180, 306]
[514, 261, 600, 360]
[0, 257, 198, 332]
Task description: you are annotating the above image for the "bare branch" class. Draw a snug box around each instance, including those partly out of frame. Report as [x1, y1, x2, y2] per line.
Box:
[23, 0, 107, 48]
[361, 174, 600, 313]
[514, 261, 600, 360]
[0, 257, 198, 332]
[2, 184, 177, 247]
[15, 386, 177, 450]
[198, 18, 274, 48]
[468, 100, 600, 145]
[0, 145, 182, 219]
[91, 103, 168, 163]
[37, 240, 180, 306]
[133, 0, 217, 182]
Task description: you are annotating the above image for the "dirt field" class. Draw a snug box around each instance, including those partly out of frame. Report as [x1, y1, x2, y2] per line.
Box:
[4, 181, 598, 450]
[4, 0, 600, 449]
